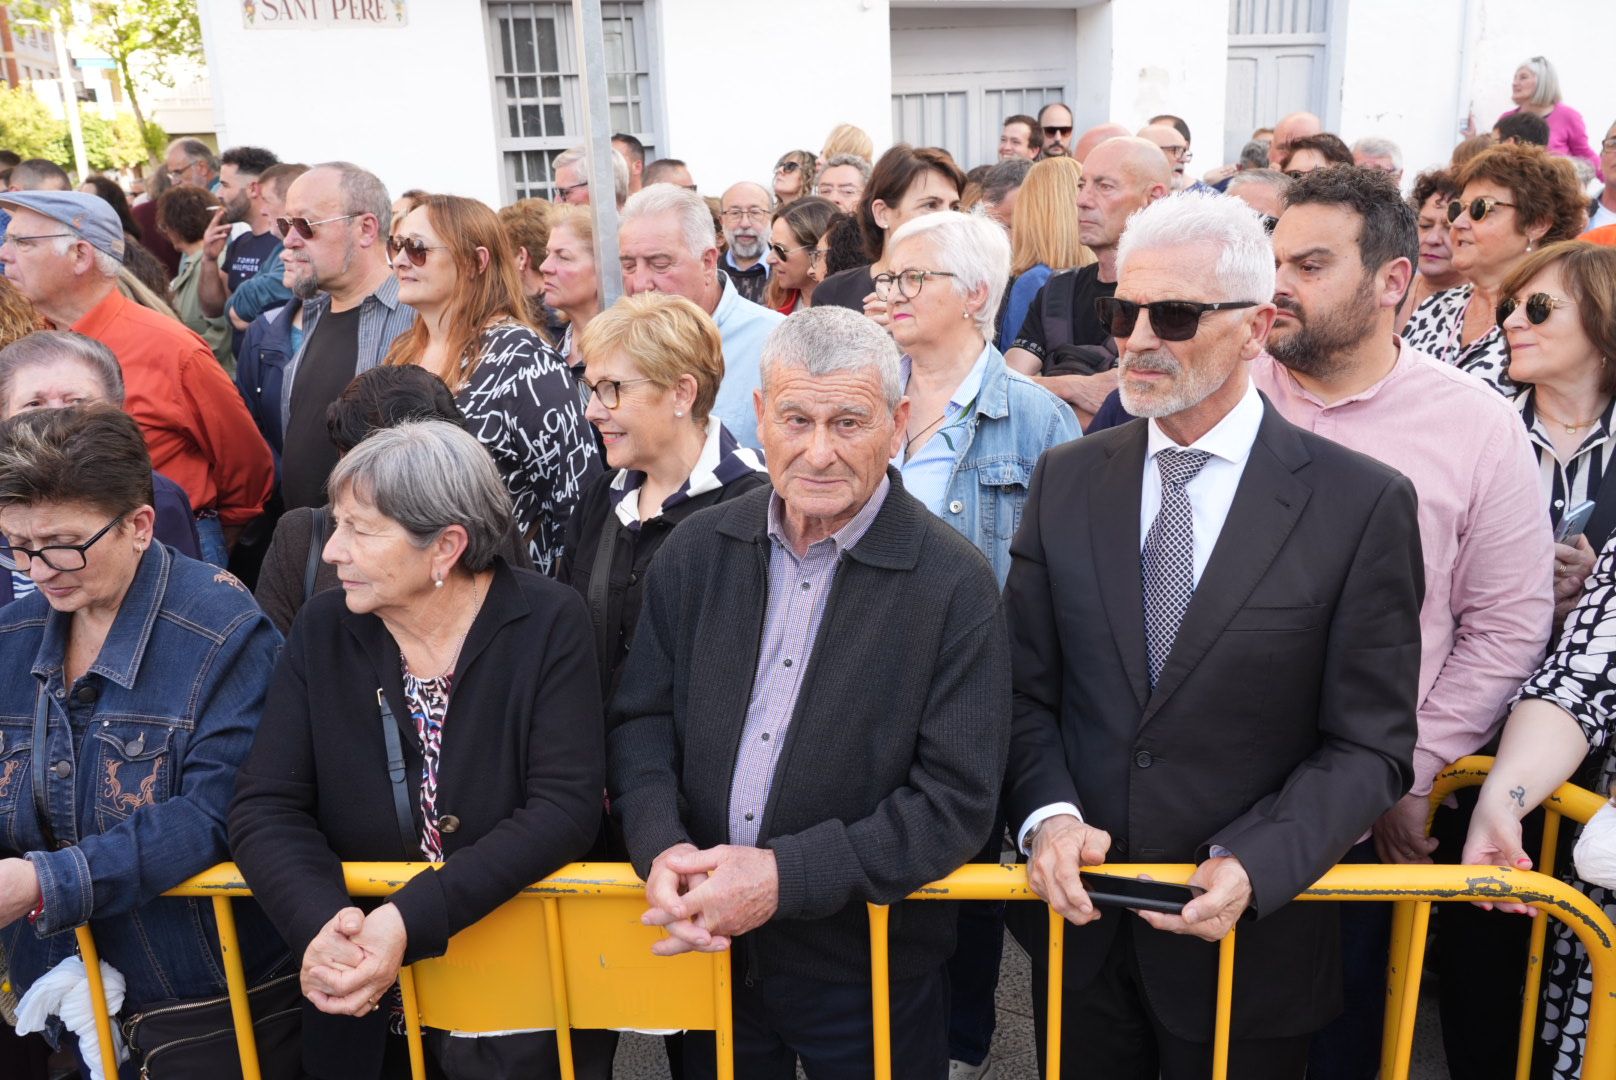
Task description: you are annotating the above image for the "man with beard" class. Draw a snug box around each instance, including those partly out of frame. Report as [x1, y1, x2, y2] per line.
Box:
[273, 163, 416, 510]
[1256, 166, 1553, 1080]
[1003, 190, 1423, 1078]
[197, 146, 282, 356]
[718, 181, 773, 305]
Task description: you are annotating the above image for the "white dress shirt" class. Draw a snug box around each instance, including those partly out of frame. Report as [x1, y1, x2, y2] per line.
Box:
[1017, 380, 1266, 853]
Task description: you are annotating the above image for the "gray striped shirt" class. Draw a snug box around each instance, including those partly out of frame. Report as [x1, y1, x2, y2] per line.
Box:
[279, 273, 417, 432]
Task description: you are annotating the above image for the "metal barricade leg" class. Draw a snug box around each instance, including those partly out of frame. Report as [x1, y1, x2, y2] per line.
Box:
[1045, 907, 1064, 1080]
[868, 904, 893, 1080]
[1516, 811, 1563, 1080]
[72, 925, 121, 1078]
[398, 965, 428, 1080]
[1386, 901, 1431, 1080]
[1212, 929, 1237, 1080]
[1381, 899, 1416, 1076]
[714, 944, 735, 1080]
[210, 896, 263, 1080]
[541, 898, 577, 1080]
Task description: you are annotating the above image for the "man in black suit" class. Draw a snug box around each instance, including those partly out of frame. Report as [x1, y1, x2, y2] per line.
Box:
[1002, 190, 1424, 1079]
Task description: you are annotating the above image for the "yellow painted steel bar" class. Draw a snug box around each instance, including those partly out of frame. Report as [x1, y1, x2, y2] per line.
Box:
[210, 896, 263, 1080]
[399, 965, 428, 1080]
[714, 945, 735, 1080]
[1429, 756, 1607, 827]
[1516, 809, 1563, 1080]
[1045, 906, 1063, 1080]
[1388, 901, 1432, 1080]
[1381, 900, 1416, 1076]
[1212, 928, 1236, 1080]
[542, 898, 577, 1080]
[72, 925, 120, 1079]
[868, 903, 893, 1080]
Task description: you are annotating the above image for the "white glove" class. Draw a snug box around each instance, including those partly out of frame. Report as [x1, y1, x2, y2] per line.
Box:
[1574, 801, 1616, 890]
[14, 954, 130, 1080]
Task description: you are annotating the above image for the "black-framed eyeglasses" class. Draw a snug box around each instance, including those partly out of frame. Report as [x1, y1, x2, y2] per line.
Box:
[775, 160, 804, 174]
[768, 242, 818, 261]
[1603, 137, 1616, 151]
[1497, 292, 1576, 328]
[0, 514, 123, 573]
[554, 179, 589, 199]
[1095, 297, 1260, 342]
[1042, 125, 1073, 137]
[275, 213, 357, 240]
[386, 235, 448, 267]
[580, 376, 653, 409]
[873, 269, 957, 301]
[1447, 196, 1517, 224]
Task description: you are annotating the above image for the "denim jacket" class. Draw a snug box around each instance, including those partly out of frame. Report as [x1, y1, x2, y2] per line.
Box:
[925, 346, 1081, 584]
[0, 544, 287, 1014]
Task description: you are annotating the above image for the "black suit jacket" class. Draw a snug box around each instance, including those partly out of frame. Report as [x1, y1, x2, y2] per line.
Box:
[1002, 397, 1424, 1042]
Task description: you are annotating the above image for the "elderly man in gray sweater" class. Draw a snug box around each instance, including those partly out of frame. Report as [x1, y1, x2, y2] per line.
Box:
[608, 306, 1010, 1079]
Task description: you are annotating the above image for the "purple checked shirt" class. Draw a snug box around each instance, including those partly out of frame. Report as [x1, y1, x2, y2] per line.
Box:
[727, 476, 891, 846]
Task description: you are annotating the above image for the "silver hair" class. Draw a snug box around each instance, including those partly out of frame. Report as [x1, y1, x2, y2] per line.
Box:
[1117, 190, 1275, 303]
[167, 137, 219, 174]
[1226, 168, 1290, 196]
[1238, 140, 1270, 170]
[620, 183, 716, 260]
[1519, 55, 1562, 108]
[820, 153, 873, 185]
[310, 161, 394, 235]
[981, 157, 1032, 205]
[887, 210, 1010, 339]
[49, 235, 123, 280]
[0, 331, 125, 412]
[554, 146, 630, 205]
[759, 306, 903, 411]
[326, 420, 514, 574]
[1352, 136, 1403, 170]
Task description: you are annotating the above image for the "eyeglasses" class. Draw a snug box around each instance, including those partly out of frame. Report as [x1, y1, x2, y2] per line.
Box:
[1161, 145, 1191, 160]
[721, 207, 772, 223]
[1260, 215, 1279, 234]
[817, 184, 861, 199]
[1496, 292, 1576, 328]
[275, 213, 357, 239]
[768, 242, 819, 261]
[1603, 137, 1616, 151]
[1, 232, 75, 250]
[873, 269, 957, 301]
[774, 160, 805, 175]
[1095, 297, 1260, 342]
[1447, 196, 1517, 224]
[580, 376, 653, 409]
[386, 235, 448, 267]
[0, 514, 122, 573]
[1042, 125, 1073, 138]
[554, 179, 589, 200]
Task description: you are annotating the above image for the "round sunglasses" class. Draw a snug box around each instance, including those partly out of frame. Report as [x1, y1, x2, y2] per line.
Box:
[1447, 196, 1517, 224]
[1496, 292, 1575, 328]
[1095, 297, 1259, 342]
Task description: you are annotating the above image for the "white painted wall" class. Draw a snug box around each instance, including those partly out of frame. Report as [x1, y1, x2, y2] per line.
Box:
[655, 0, 893, 192]
[196, 0, 504, 206]
[1095, 0, 1227, 171]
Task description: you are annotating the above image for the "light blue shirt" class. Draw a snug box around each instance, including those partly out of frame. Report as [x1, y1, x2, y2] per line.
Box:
[894, 345, 992, 516]
[708, 274, 785, 450]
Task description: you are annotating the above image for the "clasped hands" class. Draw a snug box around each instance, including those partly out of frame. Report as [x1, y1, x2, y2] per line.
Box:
[300, 902, 408, 1016]
[641, 842, 779, 956]
[1027, 815, 1252, 942]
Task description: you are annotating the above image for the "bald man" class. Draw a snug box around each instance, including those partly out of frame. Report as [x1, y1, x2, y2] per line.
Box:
[718, 180, 774, 305]
[1005, 137, 1171, 425]
[1271, 111, 1323, 171]
[1072, 122, 1132, 164]
[1139, 124, 1192, 190]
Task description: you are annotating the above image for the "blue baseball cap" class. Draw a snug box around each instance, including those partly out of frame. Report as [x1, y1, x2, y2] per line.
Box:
[0, 190, 125, 262]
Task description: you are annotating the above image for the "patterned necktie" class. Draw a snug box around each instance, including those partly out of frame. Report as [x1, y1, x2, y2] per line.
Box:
[1142, 448, 1213, 688]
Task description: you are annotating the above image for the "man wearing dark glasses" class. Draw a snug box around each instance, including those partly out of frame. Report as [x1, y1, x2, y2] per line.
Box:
[1036, 102, 1074, 159]
[1257, 166, 1552, 1080]
[1004, 190, 1422, 1079]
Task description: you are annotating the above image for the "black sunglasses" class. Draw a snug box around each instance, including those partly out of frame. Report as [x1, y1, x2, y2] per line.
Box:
[386, 235, 447, 267]
[775, 160, 803, 174]
[768, 241, 819, 261]
[0, 514, 123, 573]
[1496, 292, 1575, 328]
[274, 213, 357, 240]
[1042, 125, 1073, 137]
[1447, 196, 1517, 224]
[1095, 297, 1260, 342]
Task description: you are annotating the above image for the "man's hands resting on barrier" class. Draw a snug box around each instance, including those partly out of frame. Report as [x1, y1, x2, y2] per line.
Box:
[642, 842, 779, 956]
[1136, 856, 1253, 942]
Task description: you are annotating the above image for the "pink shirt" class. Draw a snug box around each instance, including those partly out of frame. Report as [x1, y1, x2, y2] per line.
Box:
[1253, 340, 1553, 794]
[1496, 103, 1602, 179]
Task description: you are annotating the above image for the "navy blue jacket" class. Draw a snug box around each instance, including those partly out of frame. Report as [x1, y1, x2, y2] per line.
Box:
[234, 301, 300, 467]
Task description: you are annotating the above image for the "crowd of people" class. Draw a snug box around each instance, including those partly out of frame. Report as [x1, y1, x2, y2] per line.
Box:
[0, 48, 1614, 1080]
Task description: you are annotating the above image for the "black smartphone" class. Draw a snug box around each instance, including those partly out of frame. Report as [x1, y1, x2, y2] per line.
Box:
[1080, 871, 1205, 915]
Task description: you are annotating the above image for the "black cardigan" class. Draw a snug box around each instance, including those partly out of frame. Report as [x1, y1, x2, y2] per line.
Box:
[228, 558, 604, 1077]
[556, 465, 768, 704]
[607, 469, 1010, 984]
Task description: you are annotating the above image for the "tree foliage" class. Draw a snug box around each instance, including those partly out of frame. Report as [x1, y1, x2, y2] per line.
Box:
[0, 83, 65, 160]
[0, 84, 161, 172]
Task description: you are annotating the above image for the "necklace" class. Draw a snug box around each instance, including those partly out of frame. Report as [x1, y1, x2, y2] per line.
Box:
[904, 411, 949, 457]
[408, 578, 486, 681]
[1535, 399, 1606, 435]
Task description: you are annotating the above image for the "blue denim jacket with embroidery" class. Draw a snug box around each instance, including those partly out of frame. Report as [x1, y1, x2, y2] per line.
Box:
[0, 543, 287, 1013]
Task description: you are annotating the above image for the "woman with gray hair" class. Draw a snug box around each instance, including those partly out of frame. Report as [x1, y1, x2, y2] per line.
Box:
[1494, 55, 1601, 177]
[229, 419, 606, 1079]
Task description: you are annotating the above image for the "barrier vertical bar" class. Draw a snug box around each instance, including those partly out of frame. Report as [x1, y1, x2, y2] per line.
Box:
[868, 904, 893, 1080]
[72, 926, 120, 1078]
[714, 944, 735, 1080]
[1516, 810, 1563, 1080]
[1381, 899, 1416, 1076]
[210, 896, 263, 1080]
[542, 898, 577, 1080]
[1045, 906, 1064, 1079]
[398, 965, 428, 1080]
[1387, 901, 1432, 1080]
[1211, 929, 1236, 1080]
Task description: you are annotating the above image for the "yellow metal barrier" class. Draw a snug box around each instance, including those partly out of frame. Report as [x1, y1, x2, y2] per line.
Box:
[60, 812, 1615, 1080]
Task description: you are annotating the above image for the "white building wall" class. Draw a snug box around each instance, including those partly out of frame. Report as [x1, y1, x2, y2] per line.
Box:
[656, 0, 892, 191]
[197, 0, 504, 206]
[1095, 0, 1227, 172]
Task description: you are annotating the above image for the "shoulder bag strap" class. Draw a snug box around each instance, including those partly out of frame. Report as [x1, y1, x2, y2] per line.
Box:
[587, 510, 623, 674]
[32, 688, 59, 852]
[376, 689, 418, 857]
[303, 507, 330, 603]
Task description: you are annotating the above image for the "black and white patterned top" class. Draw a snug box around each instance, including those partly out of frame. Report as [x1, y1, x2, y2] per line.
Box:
[1516, 388, 1616, 534]
[1404, 284, 1514, 397]
[456, 322, 601, 575]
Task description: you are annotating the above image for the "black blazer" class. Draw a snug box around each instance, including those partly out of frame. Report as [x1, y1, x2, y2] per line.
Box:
[228, 558, 604, 1079]
[1002, 399, 1424, 1042]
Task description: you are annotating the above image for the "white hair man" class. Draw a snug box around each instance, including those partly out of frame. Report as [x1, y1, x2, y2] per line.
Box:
[618, 183, 784, 447]
[1352, 136, 1403, 186]
[718, 180, 774, 305]
[1004, 190, 1423, 1078]
[552, 146, 630, 208]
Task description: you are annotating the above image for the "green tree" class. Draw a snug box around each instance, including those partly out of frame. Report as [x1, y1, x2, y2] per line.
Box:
[71, 110, 153, 172]
[0, 83, 67, 161]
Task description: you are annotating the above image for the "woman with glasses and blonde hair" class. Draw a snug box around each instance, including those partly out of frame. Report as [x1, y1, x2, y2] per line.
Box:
[771, 149, 817, 206]
[1494, 56, 1601, 176]
[383, 194, 600, 574]
[765, 195, 838, 314]
[997, 156, 1095, 353]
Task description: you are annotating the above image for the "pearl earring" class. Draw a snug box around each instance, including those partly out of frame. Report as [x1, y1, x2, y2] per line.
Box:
[675, 409, 684, 417]
[433, 576, 444, 589]
[962, 310, 971, 320]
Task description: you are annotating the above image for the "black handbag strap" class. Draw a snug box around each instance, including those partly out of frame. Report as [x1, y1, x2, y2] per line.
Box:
[32, 688, 59, 852]
[586, 509, 622, 672]
[303, 506, 331, 603]
[376, 689, 418, 857]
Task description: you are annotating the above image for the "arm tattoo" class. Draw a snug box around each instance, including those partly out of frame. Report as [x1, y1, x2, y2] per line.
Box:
[1508, 785, 1527, 809]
